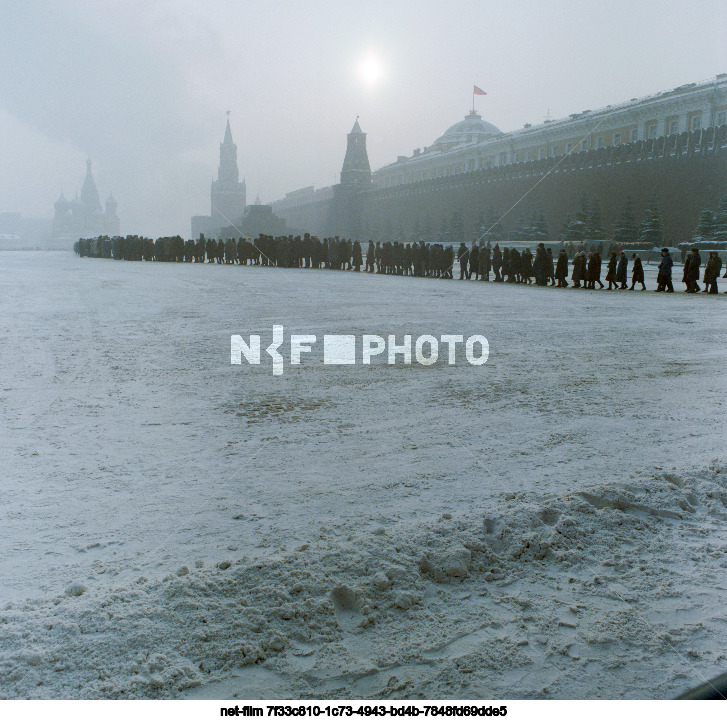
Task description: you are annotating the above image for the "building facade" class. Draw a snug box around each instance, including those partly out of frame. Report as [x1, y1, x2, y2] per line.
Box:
[270, 74, 727, 245]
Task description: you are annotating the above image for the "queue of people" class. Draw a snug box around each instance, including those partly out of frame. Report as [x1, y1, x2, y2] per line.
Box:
[73, 234, 726, 294]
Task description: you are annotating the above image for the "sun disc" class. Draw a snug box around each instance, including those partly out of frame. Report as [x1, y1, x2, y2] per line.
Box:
[358, 53, 385, 88]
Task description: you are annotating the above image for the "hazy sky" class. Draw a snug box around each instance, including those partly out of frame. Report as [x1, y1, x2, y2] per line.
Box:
[1, 0, 725, 238]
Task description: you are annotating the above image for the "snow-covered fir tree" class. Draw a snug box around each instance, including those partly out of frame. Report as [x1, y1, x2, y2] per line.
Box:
[712, 196, 727, 245]
[690, 209, 715, 244]
[585, 198, 607, 241]
[613, 197, 639, 245]
[638, 197, 665, 248]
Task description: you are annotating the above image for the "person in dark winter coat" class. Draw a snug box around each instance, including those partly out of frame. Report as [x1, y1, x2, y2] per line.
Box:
[533, 243, 547, 285]
[470, 242, 479, 280]
[586, 252, 598, 289]
[593, 252, 604, 288]
[508, 248, 521, 282]
[703, 251, 722, 294]
[554, 249, 568, 287]
[605, 251, 618, 290]
[630, 253, 645, 290]
[616, 251, 628, 289]
[492, 244, 503, 281]
[686, 248, 701, 292]
[365, 241, 375, 272]
[458, 242, 469, 279]
[682, 254, 692, 291]
[571, 251, 586, 287]
[352, 240, 363, 271]
[480, 242, 491, 280]
[656, 248, 674, 292]
[546, 248, 556, 285]
[521, 248, 533, 284]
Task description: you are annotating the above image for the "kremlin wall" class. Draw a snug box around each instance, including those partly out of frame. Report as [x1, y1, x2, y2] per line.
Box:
[266, 74, 727, 245]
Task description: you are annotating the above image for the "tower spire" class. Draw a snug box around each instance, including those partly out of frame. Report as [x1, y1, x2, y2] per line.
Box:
[211, 114, 246, 225]
[223, 111, 233, 145]
[80, 158, 102, 212]
[340, 117, 371, 186]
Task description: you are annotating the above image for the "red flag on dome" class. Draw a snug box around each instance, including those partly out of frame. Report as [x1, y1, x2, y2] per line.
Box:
[473, 85, 487, 95]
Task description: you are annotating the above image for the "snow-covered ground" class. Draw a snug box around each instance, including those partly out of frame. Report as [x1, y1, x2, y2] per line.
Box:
[0, 251, 725, 700]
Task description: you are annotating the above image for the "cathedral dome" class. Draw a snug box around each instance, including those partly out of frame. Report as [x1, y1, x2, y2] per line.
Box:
[431, 111, 501, 152]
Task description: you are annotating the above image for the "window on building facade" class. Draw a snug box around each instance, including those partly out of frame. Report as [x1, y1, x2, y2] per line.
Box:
[565, 142, 574, 153]
[647, 123, 657, 139]
[597, 136, 605, 148]
[499, 152, 507, 165]
[613, 133, 621, 145]
[691, 115, 702, 131]
[581, 137, 590, 150]
[717, 111, 727, 126]
[538, 148, 546, 159]
[630, 128, 638, 142]
[668, 119, 679, 135]
[513, 152, 520, 163]
[550, 145, 558, 157]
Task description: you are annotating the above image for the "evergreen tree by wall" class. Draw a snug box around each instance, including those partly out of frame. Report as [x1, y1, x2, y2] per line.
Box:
[449, 210, 464, 244]
[564, 218, 586, 244]
[575, 194, 590, 227]
[585, 198, 607, 241]
[510, 215, 527, 243]
[712, 196, 727, 244]
[637, 197, 665, 248]
[532, 210, 550, 243]
[613, 197, 639, 245]
[690, 209, 716, 244]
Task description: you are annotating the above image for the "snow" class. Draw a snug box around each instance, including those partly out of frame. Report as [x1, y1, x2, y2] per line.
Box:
[0, 250, 725, 700]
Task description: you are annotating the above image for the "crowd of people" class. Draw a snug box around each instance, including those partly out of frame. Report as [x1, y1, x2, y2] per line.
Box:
[73, 234, 726, 294]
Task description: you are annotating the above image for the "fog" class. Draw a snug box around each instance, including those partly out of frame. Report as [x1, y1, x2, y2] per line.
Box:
[1, 0, 725, 238]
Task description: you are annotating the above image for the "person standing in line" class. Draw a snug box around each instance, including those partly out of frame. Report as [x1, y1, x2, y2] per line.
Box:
[682, 251, 692, 291]
[571, 251, 585, 288]
[605, 251, 619, 289]
[546, 248, 556, 286]
[616, 251, 628, 289]
[655, 248, 674, 292]
[592, 251, 604, 288]
[366, 240, 375, 272]
[469, 242, 479, 281]
[458, 242, 469, 280]
[630, 253, 646, 290]
[703, 251, 722, 294]
[521, 247, 534, 284]
[492, 243, 503, 282]
[586, 252, 598, 289]
[480, 242, 491, 281]
[555, 248, 569, 287]
[533, 243, 547, 286]
[444, 244, 455, 279]
[686, 247, 702, 292]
